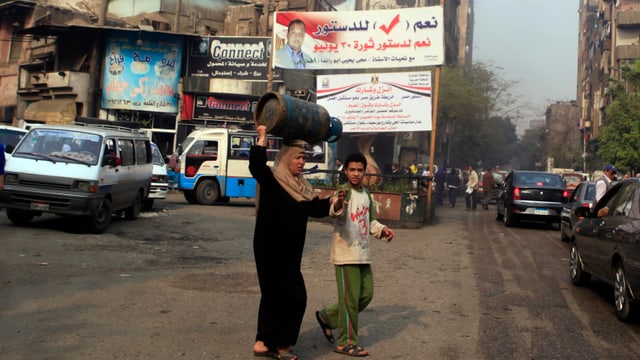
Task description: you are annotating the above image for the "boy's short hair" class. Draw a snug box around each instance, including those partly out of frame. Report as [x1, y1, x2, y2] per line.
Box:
[344, 152, 367, 169]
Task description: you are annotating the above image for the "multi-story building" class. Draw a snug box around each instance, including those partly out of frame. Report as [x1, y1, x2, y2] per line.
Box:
[0, 0, 473, 166]
[577, 0, 640, 165]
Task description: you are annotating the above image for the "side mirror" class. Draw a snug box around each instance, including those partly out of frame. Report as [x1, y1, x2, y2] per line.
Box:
[5, 144, 15, 153]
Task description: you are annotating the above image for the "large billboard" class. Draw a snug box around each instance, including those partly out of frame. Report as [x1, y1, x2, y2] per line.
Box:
[102, 31, 183, 113]
[273, 7, 444, 70]
[187, 36, 280, 81]
[317, 71, 432, 133]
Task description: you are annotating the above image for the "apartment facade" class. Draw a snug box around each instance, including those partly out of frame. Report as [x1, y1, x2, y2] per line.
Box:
[577, 0, 640, 148]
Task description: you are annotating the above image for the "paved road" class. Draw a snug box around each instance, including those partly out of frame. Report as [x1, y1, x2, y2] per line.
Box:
[1, 194, 640, 359]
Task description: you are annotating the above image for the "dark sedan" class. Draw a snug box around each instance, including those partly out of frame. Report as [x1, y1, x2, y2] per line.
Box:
[496, 170, 567, 227]
[560, 181, 596, 242]
[569, 178, 640, 321]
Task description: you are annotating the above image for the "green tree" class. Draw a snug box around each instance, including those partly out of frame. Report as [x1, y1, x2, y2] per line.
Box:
[436, 64, 518, 168]
[598, 60, 640, 173]
[598, 95, 640, 173]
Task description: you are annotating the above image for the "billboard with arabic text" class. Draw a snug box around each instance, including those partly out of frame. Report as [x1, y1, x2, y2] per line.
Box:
[273, 7, 443, 70]
[317, 72, 432, 133]
[102, 31, 183, 113]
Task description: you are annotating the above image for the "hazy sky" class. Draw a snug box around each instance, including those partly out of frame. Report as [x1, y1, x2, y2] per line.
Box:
[473, 0, 579, 133]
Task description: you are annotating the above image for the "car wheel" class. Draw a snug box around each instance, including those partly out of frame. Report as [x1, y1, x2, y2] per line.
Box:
[87, 198, 112, 234]
[124, 191, 142, 220]
[6, 209, 34, 226]
[569, 243, 591, 286]
[143, 198, 155, 210]
[614, 262, 635, 322]
[503, 206, 516, 227]
[183, 190, 198, 204]
[196, 179, 220, 205]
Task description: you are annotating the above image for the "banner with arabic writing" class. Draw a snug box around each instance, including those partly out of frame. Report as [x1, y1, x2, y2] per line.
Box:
[317, 71, 432, 133]
[273, 7, 443, 70]
[186, 36, 280, 81]
[102, 31, 183, 113]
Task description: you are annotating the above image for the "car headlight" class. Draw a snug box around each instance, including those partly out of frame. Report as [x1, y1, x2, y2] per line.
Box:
[152, 175, 167, 183]
[4, 173, 18, 184]
[73, 180, 99, 193]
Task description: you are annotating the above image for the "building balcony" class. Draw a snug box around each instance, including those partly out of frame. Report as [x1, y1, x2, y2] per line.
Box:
[616, 44, 640, 60]
[617, 10, 640, 28]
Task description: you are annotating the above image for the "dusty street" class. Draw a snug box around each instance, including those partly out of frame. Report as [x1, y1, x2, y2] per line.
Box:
[1, 192, 640, 359]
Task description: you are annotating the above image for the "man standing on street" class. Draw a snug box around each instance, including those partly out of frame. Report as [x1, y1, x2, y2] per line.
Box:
[481, 168, 495, 210]
[465, 165, 479, 211]
[595, 163, 617, 202]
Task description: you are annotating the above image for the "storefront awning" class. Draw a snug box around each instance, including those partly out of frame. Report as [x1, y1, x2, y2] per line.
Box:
[24, 99, 77, 124]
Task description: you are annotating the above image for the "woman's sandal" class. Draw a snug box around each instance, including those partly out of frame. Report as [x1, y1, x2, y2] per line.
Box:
[269, 349, 299, 360]
[315, 311, 335, 344]
[334, 344, 369, 357]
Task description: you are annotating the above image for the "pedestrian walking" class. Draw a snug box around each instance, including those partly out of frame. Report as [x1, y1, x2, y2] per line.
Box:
[464, 165, 479, 210]
[481, 168, 495, 210]
[249, 125, 338, 360]
[315, 152, 394, 358]
[446, 168, 460, 207]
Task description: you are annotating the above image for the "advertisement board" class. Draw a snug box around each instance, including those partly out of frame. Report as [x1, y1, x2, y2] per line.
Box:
[317, 71, 432, 132]
[273, 7, 443, 70]
[102, 31, 183, 113]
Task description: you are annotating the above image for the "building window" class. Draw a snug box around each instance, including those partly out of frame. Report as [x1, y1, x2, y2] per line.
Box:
[9, 23, 23, 62]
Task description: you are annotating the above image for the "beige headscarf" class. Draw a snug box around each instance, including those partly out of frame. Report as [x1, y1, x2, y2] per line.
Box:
[255, 140, 316, 212]
[271, 140, 316, 202]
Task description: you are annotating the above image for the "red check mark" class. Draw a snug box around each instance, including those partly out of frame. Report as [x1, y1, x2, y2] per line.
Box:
[379, 14, 400, 35]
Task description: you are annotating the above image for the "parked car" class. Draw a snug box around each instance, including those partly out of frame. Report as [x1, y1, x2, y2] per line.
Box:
[569, 178, 640, 321]
[495, 170, 567, 227]
[144, 142, 168, 210]
[0, 124, 152, 233]
[560, 181, 596, 242]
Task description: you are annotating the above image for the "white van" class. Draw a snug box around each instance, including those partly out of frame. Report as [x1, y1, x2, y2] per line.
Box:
[144, 142, 168, 209]
[0, 123, 152, 233]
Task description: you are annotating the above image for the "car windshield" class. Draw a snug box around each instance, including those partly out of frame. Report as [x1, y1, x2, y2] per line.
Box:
[14, 128, 103, 165]
[178, 137, 195, 156]
[151, 144, 165, 166]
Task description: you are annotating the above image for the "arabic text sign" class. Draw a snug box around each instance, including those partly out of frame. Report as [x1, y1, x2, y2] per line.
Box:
[102, 31, 183, 113]
[187, 36, 280, 81]
[193, 93, 258, 123]
[273, 7, 443, 70]
[317, 72, 432, 133]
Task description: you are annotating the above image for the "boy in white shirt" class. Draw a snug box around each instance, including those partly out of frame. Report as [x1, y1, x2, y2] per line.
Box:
[316, 152, 394, 357]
